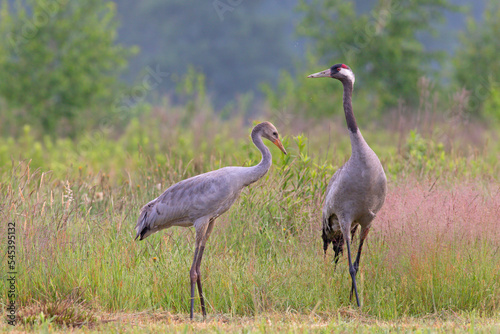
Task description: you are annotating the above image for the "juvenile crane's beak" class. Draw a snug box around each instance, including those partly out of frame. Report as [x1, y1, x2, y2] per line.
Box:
[273, 139, 287, 155]
[307, 68, 331, 78]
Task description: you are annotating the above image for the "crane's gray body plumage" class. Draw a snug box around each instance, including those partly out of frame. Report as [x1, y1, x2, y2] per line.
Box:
[308, 63, 387, 307]
[136, 165, 268, 240]
[134, 121, 286, 319]
[322, 130, 387, 236]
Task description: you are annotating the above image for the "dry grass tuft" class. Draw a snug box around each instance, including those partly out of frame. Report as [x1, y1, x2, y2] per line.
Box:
[18, 288, 97, 329]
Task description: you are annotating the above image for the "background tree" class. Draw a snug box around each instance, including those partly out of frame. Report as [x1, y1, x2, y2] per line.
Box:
[114, 0, 297, 107]
[0, 0, 135, 137]
[296, 0, 457, 110]
[263, 0, 459, 120]
[453, 0, 500, 118]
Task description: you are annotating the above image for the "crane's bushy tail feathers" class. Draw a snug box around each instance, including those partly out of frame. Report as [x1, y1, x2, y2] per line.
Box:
[322, 217, 332, 255]
[332, 233, 344, 265]
[323, 215, 345, 264]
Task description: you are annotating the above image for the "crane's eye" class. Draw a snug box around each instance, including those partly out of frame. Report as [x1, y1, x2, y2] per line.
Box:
[272, 131, 278, 137]
[337, 68, 341, 71]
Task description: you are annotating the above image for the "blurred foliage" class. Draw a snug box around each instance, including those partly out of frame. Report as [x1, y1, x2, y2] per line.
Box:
[262, 53, 377, 127]
[262, 0, 465, 121]
[404, 130, 446, 173]
[0, 0, 136, 137]
[114, 0, 296, 106]
[453, 0, 500, 116]
[294, 0, 457, 110]
[0, 106, 497, 183]
[0, 0, 498, 141]
[484, 82, 500, 122]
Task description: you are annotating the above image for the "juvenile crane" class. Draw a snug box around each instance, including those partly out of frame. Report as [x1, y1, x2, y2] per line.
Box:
[308, 64, 387, 307]
[135, 122, 287, 319]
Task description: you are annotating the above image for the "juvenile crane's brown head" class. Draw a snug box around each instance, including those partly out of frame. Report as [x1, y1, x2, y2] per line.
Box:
[252, 121, 287, 155]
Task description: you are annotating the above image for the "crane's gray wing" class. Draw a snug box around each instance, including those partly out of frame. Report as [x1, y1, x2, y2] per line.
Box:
[135, 170, 235, 240]
[322, 162, 346, 232]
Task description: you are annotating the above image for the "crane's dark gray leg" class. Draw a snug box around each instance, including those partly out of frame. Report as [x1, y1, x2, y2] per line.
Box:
[195, 246, 206, 317]
[350, 227, 370, 302]
[341, 222, 360, 307]
[190, 220, 210, 320]
[195, 219, 216, 319]
[189, 247, 200, 320]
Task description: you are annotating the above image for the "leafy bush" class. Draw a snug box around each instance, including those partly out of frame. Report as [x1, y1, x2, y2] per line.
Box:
[0, 0, 136, 137]
[483, 82, 500, 121]
[293, 0, 457, 111]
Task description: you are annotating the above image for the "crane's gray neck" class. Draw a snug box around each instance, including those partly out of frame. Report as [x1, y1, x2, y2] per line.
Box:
[340, 79, 371, 159]
[243, 129, 272, 186]
[341, 80, 358, 133]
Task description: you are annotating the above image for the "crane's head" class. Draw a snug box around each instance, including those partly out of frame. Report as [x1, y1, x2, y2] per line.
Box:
[253, 122, 287, 155]
[307, 64, 355, 85]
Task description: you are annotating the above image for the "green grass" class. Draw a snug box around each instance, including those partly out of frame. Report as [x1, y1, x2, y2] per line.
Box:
[1, 113, 499, 332]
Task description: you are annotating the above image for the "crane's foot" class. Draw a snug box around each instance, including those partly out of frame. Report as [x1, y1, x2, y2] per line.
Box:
[190, 301, 195, 319]
[349, 266, 361, 307]
[349, 261, 360, 302]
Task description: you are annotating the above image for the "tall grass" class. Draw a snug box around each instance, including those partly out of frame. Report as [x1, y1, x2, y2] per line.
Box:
[1, 110, 499, 325]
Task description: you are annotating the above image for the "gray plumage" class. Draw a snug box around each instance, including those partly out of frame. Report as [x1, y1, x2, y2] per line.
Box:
[308, 64, 387, 307]
[135, 121, 287, 319]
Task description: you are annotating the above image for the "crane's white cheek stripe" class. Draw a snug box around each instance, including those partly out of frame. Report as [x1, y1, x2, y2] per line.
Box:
[340, 68, 355, 84]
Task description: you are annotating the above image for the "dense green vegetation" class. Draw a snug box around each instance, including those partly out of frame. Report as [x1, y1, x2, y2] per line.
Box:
[0, 0, 135, 137]
[1, 114, 499, 332]
[454, 0, 500, 116]
[296, 0, 458, 109]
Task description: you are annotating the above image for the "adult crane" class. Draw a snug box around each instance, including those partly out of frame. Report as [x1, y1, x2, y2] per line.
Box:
[308, 64, 387, 307]
[135, 122, 287, 319]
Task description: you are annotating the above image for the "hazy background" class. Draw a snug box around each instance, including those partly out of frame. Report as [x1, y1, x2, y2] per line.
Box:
[0, 0, 499, 139]
[114, 0, 486, 105]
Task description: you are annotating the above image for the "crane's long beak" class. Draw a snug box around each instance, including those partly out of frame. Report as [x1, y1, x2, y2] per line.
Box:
[307, 68, 331, 78]
[273, 139, 287, 155]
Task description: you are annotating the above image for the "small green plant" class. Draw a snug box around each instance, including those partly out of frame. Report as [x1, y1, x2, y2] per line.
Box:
[404, 129, 446, 173]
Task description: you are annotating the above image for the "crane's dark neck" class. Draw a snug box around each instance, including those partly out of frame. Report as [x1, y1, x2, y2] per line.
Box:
[245, 129, 272, 185]
[341, 80, 358, 133]
[340, 79, 371, 160]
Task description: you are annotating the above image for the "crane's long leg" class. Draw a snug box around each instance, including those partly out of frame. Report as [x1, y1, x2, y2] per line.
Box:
[190, 220, 210, 320]
[195, 219, 216, 319]
[341, 222, 360, 307]
[189, 247, 200, 319]
[350, 227, 370, 302]
[330, 224, 359, 269]
[194, 245, 206, 317]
